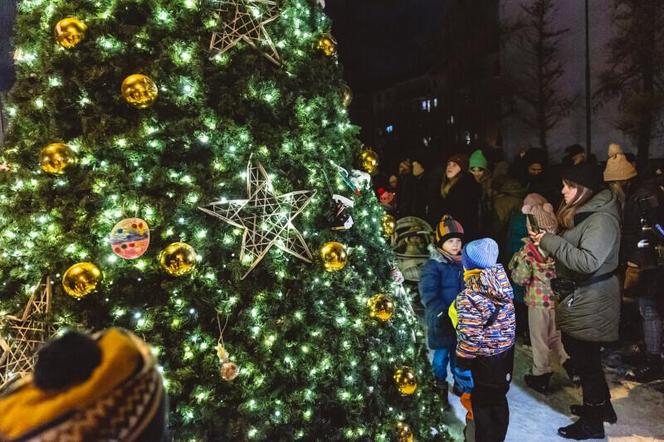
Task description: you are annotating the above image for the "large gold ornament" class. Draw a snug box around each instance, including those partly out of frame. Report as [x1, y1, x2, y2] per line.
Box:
[62, 262, 102, 299]
[359, 148, 379, 175]
[393, 366, 417, 396]
[317, 34, 337, 56]
[341, 85, 353, 108]
[320, 241, 347, 272]
[121, 74, 158, 109]
[159, 242, 197, 276]
[368, 294, 395, 322]
[382, 214, 396, 237]
[396, 422, 414, 442]
[39, 143, 76, 175]
[54, 17, 87, 49]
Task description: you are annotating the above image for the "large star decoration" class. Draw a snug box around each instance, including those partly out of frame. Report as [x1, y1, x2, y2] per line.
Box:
[0, 277, 55, 389]
[199, 159, 316, 279]
[209, 0, 282, 65]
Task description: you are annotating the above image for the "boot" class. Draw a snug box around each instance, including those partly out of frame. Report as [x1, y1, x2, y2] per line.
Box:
[625, 353, 663, 383]
[524, 372, 552, 394]
[563, 359, 581, 386]
[569, 400, 617, 424]
[558, 403, 606, 440]
[435, 379, 450, 410]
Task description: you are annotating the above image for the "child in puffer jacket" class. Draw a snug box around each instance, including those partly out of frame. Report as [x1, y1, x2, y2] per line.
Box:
[509, 194, 572, 394]
[419, 215, 465, 408]
[451, 238, 515, 442]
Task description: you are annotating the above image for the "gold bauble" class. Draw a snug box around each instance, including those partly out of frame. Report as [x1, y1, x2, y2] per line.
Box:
[54, 17, 87, 49]
[382, 214, 396, 237]
[62, 262, 102, 299]
[359, 148, 379, 175]
[121, 74, 158, 109]
[341, 85, 353, 107]
[320, 241, 348, 272]
[317, 34, 337, 56]
[368, 293, 395, 322]
[396, 422, 414, 442]
[393, 366, 417, 396]
[159, 242, 197, 276]
[220, 362, 239, 381]
[39, 143, 76, 175]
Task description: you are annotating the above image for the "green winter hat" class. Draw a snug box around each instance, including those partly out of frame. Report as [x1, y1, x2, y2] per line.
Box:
[469, 149, 488, 170]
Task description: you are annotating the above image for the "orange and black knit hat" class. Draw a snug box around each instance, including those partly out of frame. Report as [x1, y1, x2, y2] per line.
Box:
[435, 215, 464, 246]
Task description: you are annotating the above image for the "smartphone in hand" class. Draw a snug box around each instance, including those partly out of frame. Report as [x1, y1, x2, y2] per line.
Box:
[526, 214, 540, 232]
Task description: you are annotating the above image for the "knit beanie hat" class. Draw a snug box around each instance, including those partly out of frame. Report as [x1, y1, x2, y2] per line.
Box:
[523, 148, 548, 167]
[447, 153, 469, 172]
[0, 328, 167, 441]
[469, 149, 489, 170]
[521, 194, 558, 233]
[565, 144, 585, 157]
[561, 162, 603, 192]
[603, 143, 637, 182]
[462, 238, 499, 270]
[435, 214, 464, 246]
[522, 192, 548, 208]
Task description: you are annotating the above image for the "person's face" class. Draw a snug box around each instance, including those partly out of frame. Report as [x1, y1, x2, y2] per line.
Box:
[562, 181, 578, 204]
[412, 161, 424, 176]
[446, 161, 461, 180]
[572, 153, 586, 165]
[389, 175, 398, 188]
[470, 167, 487, 183]
[528, 163, 544, 176]
[441, 237, 462, 256]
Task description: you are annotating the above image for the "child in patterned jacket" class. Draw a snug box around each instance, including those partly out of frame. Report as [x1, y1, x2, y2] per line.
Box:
[509, 193, 572, 394]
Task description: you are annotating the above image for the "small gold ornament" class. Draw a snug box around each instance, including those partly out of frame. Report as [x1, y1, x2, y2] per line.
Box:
[359, 148, 379, 175]
[54, 17, 87, 49]
[341, 85, 353, 107]
[159, 242, 197, 276]
[317, 34, 337, 56]
[62, 262, 102, 299]
[396, 422, 414, 442]
[382, 214, 396, 237]
[367, 293, 395, 322]
[39, 143, 76, 175]
[393, 366, 417, 396]
[121, 74, 158, 109]
[220, 361, 239, 381]
[320, 241, 347, 272]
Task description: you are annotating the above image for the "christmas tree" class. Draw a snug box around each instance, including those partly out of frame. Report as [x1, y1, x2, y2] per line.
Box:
[0, 0, 451, 439]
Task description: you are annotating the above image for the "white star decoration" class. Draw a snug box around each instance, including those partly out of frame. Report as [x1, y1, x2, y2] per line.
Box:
[209, 0, 282, 65]
[0, 277, 55, 389]
[199, 159, 316, 279]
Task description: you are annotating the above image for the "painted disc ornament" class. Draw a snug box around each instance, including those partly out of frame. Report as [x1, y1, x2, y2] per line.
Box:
[317, 34, 337, 56]
[341, 85, 353, 107]
[367, 293, 395, 322]
[121, 74, 158, 109]
[382, 214, 396, 237]
[159, 242, 197, 276]
[320, 241, 347, 272]
[54, 17, 87, 49]
[39, 143, 76, 175]
[110, 218, 150, 259]
[359, 148, 379, 175]
[220, 362, 239, 381]
[393, 366, 417, 396]
[396, 422, 414, 442]
[62, 262, 102, 299]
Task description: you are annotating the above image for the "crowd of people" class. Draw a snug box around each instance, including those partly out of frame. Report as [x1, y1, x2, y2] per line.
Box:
[378, 143, 664, 441]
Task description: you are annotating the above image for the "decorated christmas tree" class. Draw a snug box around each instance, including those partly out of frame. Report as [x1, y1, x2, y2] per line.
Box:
[0, 0, 451, 439]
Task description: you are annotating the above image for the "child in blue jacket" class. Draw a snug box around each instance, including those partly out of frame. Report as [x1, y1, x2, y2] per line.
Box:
[419, 215, 465, 407]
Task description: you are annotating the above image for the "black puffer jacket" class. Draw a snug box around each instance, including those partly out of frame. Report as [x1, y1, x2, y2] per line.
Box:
[430, 173, 481, 240]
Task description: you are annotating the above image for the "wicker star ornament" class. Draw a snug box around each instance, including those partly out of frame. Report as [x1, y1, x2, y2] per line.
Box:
[209, 0, 282, 65]
[199, 159, 315, 279]
[0, 277, 55, 389]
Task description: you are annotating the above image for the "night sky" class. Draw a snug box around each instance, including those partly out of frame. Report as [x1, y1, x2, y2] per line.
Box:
[326, 0, 446, 93]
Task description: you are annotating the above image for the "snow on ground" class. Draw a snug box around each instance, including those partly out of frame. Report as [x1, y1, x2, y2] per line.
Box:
[442, 343, 664, 442]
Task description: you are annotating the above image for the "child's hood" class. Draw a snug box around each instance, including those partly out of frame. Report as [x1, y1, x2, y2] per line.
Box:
[471, 264, 513, 306]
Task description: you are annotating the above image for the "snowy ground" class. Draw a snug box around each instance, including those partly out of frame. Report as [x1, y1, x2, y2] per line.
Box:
[441, 343, 664, 442]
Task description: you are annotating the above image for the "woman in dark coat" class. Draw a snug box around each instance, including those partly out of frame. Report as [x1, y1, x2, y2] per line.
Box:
[430, 154, 481, 240]
[530, 163, 621, 440]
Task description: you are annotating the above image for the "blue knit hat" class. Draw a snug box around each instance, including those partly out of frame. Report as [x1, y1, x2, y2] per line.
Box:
[462, 238, 499, 270]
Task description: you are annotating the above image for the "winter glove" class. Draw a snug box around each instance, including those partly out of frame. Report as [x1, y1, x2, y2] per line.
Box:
[452, 366, 474, 395]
